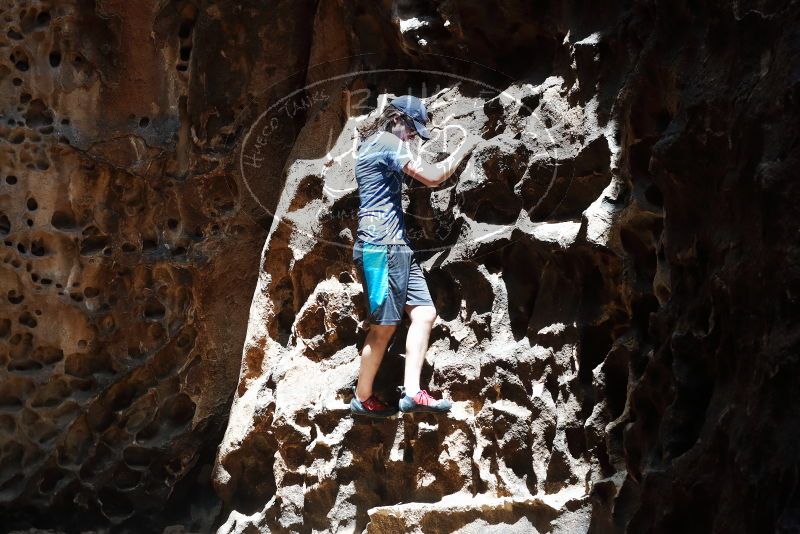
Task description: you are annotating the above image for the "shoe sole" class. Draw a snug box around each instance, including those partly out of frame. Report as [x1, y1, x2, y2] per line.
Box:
[350, 410, 399, 419]
[399, 406, 451, 414]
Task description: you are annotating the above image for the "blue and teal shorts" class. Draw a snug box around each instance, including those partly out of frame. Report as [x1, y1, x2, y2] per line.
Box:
[352, 238, 435, 325]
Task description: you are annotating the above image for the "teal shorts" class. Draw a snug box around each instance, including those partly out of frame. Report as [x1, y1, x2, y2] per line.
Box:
[352, 238, 435, 325]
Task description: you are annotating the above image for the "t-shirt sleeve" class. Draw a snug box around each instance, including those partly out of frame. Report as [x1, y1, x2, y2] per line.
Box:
[381, 133, 413, 174]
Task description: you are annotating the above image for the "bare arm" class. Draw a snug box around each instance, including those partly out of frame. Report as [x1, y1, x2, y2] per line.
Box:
[403, 132, 481, 187]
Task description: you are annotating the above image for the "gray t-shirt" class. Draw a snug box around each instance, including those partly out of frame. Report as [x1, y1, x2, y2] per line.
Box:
[355, 131, 414, 245]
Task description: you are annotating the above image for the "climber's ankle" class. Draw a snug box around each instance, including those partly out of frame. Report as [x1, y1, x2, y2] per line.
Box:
[402, 385, 420, 397]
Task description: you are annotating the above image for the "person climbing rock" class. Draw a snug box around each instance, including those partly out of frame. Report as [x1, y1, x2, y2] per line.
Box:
[349, 94, 480, 418]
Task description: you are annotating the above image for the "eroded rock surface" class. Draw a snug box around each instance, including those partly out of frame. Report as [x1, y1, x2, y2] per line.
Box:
[2, 0, 799, 533]
[214, 1, 800, 534]
[0, 0, 316, 531]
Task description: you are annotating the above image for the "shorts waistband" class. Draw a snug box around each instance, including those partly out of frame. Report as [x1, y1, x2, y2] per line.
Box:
[355, 238, 412, 249]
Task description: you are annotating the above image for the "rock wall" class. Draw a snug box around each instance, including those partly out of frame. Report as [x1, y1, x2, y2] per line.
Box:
[0, 0, 315, 531]
[214, 1, 800, 533]
[1, 0, 798, 532]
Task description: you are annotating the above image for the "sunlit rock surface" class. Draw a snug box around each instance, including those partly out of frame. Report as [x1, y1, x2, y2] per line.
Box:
[215, 2, 800, 534]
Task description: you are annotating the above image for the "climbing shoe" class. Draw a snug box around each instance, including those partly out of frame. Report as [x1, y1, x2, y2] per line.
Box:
[398, 386, 452, 414]
[350, 387, 398, 419]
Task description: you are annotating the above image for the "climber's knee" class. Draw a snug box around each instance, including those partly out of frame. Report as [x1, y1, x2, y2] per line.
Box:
[406, 304, 437, 325]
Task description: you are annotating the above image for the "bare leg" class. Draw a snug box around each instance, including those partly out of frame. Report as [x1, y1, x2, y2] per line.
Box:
[403, 304, 438, 395]
[355, 324, 397, 401]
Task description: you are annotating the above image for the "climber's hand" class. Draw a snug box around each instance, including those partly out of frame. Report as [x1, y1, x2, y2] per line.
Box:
[404, 129, 481, 187]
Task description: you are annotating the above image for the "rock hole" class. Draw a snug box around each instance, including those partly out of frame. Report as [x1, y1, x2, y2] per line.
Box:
[110, 383, 139, 412]
[30, 238, 45, 256]
[7, 29, 23, 40]
[12, 78, 22, 86]
[144, 298, 165, 320]
[98, 488, 134, 521]
[138, 117, 149, 128]
[113, 465, 141, 490]
[35, 11, 51, 27]
[655, 109, 672, 133]
[123, 446, 152, 467]
[165, 393, 196, 426]
[179, 46, 192, 61]
[51, 210, 76, 229]
[84, 287, 99, 298]
[6, 175, 17, 184]
[0, 381, 26, 407]
[17, 243, 26, 254]
[79, 235, 109, 255]
[8, 292, 25, 305]
[620, 228, 657, 281]
[20, 93, 31, 104]
[26, 197, 37, 211]
[24, 99, 54, 128]
[0, 215, 10, 235]
[26, 219, 32, 227]
[39, 468, 64, 493]
[178, 19, 194, 39]
[8, 357, 42, 372]
[49, 51, 61, 67]
[645, 184, 663, 207]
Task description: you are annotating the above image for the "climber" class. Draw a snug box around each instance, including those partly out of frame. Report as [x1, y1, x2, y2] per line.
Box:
[349, 94, 480, 418]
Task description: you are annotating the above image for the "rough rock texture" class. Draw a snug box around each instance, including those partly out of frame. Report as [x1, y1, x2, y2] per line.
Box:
[0, 0, 316, 531]
[2, 0, 799, 533]
[214, 1, 800, 533]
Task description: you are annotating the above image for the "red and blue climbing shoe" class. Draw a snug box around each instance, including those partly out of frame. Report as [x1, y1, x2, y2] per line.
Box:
[398, 386, 452, 414]
[350, 386, 398, 419]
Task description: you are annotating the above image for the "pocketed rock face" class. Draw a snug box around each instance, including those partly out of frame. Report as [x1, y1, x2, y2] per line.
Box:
[1, 0, 797, 533]
[215, 1, 800, 533]
[0, 0, 316, 531]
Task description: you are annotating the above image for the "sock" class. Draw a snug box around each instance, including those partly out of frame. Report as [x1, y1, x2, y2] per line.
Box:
[403, 386, 420, 397]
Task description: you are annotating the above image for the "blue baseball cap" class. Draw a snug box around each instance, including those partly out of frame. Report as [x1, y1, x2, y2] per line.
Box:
[388, 95, 430, 140]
